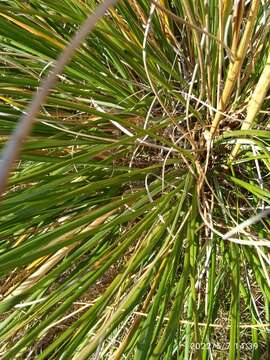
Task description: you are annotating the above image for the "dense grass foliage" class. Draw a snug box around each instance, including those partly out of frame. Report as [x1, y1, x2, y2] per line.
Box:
[0, 1, 270, 359]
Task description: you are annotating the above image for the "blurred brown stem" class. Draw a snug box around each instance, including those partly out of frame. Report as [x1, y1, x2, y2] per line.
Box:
[0, 0, 119, 196]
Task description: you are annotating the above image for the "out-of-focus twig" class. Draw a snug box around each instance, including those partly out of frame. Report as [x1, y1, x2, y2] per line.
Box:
[0, 0, 119, 196]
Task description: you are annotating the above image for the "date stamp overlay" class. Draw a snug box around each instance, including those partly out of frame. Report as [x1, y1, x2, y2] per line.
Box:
[190, 342, 258, 351]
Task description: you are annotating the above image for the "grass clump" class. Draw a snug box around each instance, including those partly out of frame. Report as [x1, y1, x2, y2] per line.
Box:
[0, 1, 270, 359]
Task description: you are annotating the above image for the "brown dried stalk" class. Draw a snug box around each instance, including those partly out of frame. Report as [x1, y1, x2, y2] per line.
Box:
[209, 0, 260, 137]
[229, 51, 270, 161]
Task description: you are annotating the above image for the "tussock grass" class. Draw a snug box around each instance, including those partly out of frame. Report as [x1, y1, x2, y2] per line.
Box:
[0, 1, 270, 359]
